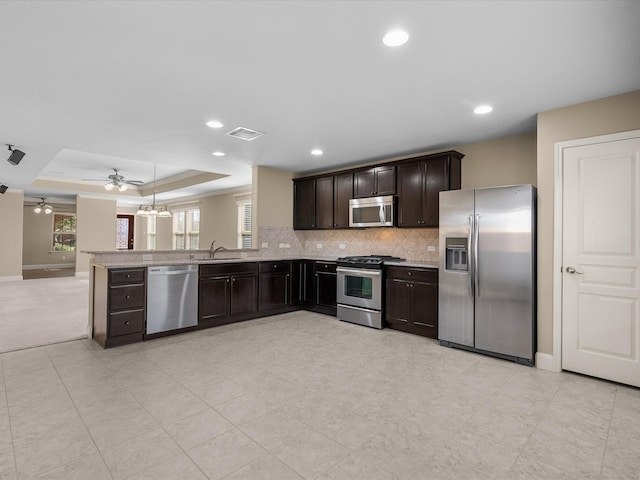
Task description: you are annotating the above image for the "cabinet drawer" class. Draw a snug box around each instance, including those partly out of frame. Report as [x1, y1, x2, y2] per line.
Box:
[200, 262, 257, 277]
[315, 261, 337, 273]
[259, 261, 290, 274]
[110, 268, 145, 285]
[385, 266, 437, 284]
[109, 309, 144, 337]
[109, 285, 145, 311]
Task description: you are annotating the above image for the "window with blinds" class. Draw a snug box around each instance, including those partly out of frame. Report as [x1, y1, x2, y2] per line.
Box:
[237, 202, 252, 249]
[173, 208, 200, 250]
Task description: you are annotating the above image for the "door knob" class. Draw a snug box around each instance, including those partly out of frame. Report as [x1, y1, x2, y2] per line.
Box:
[566, 266, 584, 275]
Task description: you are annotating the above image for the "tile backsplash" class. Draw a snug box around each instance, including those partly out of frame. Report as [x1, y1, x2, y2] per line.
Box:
[258, 226, 439, 262]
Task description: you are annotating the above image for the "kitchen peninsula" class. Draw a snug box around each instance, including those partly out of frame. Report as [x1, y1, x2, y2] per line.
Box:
[86, 249, 437, 348]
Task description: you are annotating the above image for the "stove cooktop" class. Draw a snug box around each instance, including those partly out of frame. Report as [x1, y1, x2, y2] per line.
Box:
[336, 255, 405, 268]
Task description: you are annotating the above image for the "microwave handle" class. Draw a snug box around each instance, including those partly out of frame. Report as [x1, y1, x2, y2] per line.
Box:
[379, 205, 385, 223]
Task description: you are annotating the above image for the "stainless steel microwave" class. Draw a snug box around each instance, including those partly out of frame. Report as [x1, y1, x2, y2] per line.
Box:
[349, 195, 395, 227]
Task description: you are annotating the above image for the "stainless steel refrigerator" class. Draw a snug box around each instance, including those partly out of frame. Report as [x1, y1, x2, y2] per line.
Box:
[438, 184, 536, 365]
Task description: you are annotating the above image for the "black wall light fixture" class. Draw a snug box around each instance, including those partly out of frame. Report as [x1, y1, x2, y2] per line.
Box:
[0, 185, 7, 194]
[6, 144, 25, 165]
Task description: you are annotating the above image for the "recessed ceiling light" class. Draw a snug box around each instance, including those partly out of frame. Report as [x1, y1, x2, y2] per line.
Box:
[206, 120, 224, 128]
[212, 151, 225, 157]
[474, 105, 493, 115]
[383, 30, 409, 47]
[311, 149, 323, 156]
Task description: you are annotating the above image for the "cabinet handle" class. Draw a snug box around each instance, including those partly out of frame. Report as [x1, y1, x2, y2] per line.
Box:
[125, 295, 131, 299]
[408, 272, 412, 276]
[124, 321, 130, 325]
[125, 274, 131, 278]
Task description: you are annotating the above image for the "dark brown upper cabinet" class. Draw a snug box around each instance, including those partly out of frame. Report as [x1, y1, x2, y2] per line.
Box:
[293, 177, 316, 230]
[294, 172, 353, 230]
[396, 152, 463, 227]
[333, 172, 353, 228]
[353, 165, 396, 198]
[315, 176, 334, 229]
[293, 150, 462, 230]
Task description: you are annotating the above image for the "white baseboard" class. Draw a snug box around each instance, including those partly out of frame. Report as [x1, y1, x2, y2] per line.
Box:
[0, 275, 23, 282]
[22, 264, 75, 270]
[536, 352, 557, 372]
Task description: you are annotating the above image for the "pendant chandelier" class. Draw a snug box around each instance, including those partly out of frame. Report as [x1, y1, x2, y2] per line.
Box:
[34, 197, 52, 214]
[135, 164, 171, 217]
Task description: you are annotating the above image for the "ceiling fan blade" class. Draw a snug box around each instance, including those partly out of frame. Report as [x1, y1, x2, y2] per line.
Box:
[125, 180, 144, 185]
[81, 178, 109, 181]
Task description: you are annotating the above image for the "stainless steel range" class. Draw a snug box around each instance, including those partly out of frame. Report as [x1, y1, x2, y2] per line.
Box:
[336, 255, 404, 329]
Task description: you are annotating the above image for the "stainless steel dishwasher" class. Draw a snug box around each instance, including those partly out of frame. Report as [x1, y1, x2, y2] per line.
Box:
[146, 264, 198, 334]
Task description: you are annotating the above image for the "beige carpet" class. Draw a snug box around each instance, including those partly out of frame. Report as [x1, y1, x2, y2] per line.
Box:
[0, 276, 89, 353]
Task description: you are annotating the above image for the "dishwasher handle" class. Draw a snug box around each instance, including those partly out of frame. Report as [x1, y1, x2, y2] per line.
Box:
[148, 267, 198, 276]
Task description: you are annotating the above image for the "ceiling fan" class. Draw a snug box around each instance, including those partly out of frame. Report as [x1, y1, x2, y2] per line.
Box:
[82, 168, 144, 192]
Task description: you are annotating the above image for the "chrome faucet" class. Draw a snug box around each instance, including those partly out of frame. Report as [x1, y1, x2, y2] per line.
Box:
[209, 240, 226, 259]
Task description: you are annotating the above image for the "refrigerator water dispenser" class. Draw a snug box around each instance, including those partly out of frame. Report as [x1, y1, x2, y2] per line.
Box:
[445, 238, 468, 272]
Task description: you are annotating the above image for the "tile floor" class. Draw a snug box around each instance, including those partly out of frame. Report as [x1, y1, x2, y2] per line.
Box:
[0, 311, 638, 480]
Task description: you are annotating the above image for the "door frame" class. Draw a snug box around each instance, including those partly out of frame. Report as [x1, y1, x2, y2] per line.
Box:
[552, 128, 640, 373]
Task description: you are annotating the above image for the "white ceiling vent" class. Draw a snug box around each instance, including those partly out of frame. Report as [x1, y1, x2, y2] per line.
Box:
[226, 126, 264, 141]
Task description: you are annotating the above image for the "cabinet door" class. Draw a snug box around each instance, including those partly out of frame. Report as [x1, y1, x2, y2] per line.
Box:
[353, 169, 375, 198]
[293, 178, 316, 229]
[333, 173, 353, 228]
[231, 274, 258, 317]
[385, 278, 411, 329]
[291, 261, 313, 305]
[315, 272, 336, 309]
[259, 273, 289, 310]
[411, 281, 438, 338]
[315, 176, 334, 229]
[424, 156, 449, 227]
[397, 161, 424, 227]
[199, 276, 230, 325]
[375, 165, 396, 196]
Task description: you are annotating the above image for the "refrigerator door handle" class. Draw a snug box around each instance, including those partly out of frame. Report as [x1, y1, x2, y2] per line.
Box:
[474, 213, 480, 297]
[467, 214, 474, 298]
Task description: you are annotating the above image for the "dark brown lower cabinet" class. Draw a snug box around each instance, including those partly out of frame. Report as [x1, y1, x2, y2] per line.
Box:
[199, 263, 258, 328]
[93, 266, 146, 348]
[291, 260, 314, 306]
[198, 276, 230, 327]
[259, 261, 292, 312]
[385, 266, 438, 339]
[312, 261, 337, 315]
[231, 275, 258, 317]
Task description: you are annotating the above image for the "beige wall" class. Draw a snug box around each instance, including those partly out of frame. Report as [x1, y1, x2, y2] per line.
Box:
[200, 190, 251, 249]
[536, 89, 640, 355]
[76, 196, 117, 273]
[155, 216, 173, 250]
[22, 204, 76, 267]
[456, 132, 536, 189]
[0, 191, 24, 279]
[252, 166, 293, 245]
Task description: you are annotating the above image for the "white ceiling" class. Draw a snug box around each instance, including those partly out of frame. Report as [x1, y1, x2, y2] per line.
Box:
[1, 0, 639, 206]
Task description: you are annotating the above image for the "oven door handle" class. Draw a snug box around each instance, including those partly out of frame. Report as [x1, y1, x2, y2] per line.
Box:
[336, 267, 382, 277]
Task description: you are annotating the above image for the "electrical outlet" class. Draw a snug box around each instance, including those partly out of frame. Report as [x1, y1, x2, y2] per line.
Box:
[261, 242, 268, 248]
[284, 243, 291, 248]
[279, 243, 285, 248]
[316, 243, 323, 249]
[427, 246, 437, 252]
[339, 244, 346, 249]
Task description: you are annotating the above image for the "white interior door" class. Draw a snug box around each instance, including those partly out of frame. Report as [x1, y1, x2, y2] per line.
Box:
[562, 136, 640, 387]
